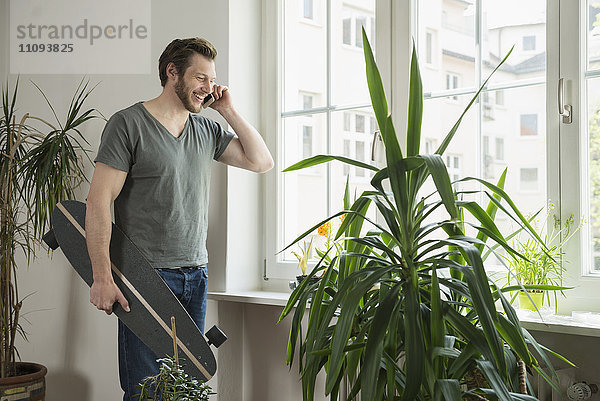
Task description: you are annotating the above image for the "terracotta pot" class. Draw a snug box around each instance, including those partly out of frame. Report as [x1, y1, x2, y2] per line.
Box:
[0, 362, 47, 400]
[518, 291, 544, 311]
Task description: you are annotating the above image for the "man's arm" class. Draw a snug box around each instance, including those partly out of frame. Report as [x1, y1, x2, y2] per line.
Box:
[86, 162, 130, 314]
[210, 85, 274, 173]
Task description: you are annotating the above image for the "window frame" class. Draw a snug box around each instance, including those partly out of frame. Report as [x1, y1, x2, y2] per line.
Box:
[263, 0, 395, 281]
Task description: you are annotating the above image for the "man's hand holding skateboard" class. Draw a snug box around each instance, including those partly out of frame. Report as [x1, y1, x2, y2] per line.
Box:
[90, 274, 130, 315]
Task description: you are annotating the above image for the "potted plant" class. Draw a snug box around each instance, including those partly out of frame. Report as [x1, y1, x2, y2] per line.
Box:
[0, 78, 99, 396]
[505, 201, 580, 312]
[278, 31, 568, 400]
[291, 238, 315, 285]
[136, 356, 214, 401]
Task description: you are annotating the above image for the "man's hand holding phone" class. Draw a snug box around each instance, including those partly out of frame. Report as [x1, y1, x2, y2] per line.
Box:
[202, 84, 232, 113]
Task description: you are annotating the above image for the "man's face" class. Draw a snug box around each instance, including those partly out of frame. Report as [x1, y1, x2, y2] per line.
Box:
[173, 53, 216, 113]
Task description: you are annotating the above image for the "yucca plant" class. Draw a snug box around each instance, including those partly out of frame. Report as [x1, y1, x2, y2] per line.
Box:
[278, 31, 570, 401]
[0, 78, 99, 378]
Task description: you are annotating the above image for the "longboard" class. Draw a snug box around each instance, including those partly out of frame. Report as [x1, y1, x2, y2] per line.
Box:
[43, 200, 227, 382]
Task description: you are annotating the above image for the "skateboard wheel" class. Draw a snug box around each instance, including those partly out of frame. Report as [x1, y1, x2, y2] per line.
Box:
[206, 325, 227, 348]
[43, 229, 59, 250]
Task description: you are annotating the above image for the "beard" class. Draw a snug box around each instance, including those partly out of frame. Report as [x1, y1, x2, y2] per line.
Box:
[175, 78, 202, 113]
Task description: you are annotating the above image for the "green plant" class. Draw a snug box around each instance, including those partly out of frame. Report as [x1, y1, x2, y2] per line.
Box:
[292, 238, 314, 276]
[505, 201, 581, 310]
[278, 31, 570, 401]
[136, 356, 213, 401]
[0, 78, 99, 378]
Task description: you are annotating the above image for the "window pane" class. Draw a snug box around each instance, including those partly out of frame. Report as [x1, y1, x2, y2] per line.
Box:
[522, 35, 536, 51]
[482, 85, 546, 214]
[426, 31, 433, 64]
[304, 0, 313, 19]
[482, 0, 546, 85]
[330, 108, 376, 218]
[520, 168, 539, 191]
[282, 114, 327, 256]
[587, 78, 600, 271]
[284, 0, 326, 111]
[418, 0, 476, 94]
[302, 126, 313, 158]
[495, 137, 504, 160]
[343, 18, 352, 45]
[355, 114, 365, 133]
[332, 1, 375, 106]
[420, 94, 478, 198]
[587, 0, 600, 69]
[302, 94, 313, 110]
[496, 89, 504, 105]
[355, 17, 367, 48]
[520, 114, 538, 136]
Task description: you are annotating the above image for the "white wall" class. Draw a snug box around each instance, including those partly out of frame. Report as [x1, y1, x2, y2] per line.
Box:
[3, 1, 230, 400]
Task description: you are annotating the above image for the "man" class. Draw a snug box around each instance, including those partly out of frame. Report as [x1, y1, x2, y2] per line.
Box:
[85, 37, 273, 400]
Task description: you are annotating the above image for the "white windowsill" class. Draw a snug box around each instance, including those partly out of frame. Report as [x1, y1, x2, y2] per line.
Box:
[517, 309, 600, 338]
[208, 291, 600, 338]
[208, 290, 291, 307]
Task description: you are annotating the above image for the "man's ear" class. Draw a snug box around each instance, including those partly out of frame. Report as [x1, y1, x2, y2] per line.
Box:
[166, 62, 178, 82]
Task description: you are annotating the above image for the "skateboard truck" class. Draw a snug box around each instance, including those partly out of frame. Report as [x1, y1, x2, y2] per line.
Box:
[206, 325, 227, 348]
[43, 229, 59, 250]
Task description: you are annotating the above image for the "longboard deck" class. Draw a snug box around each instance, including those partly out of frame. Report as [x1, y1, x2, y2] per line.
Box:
[48, 200, 218, 381]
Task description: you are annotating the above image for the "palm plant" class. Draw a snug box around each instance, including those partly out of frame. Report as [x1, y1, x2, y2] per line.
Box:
[278, 31, 569, 401]
[0, 78, 99, 378]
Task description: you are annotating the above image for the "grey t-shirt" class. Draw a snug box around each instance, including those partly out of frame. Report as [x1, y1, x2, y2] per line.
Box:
[94, 102, 234, 268]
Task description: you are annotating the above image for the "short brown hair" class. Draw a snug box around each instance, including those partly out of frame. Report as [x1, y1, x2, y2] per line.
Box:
[158, 38, 217, 87]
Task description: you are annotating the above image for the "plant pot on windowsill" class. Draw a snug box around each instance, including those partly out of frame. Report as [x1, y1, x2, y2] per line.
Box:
[289, 275, 320, 290]
[0, 362, 47, 400]
[518, 291, 544, 311]
[297, 275, 320, 286]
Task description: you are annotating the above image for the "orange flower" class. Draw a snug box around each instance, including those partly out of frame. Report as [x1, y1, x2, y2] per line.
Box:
[339, 214, 346, 223]
[318, 222, 330, 237]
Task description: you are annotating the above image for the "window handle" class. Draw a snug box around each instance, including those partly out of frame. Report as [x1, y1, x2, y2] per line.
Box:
[559, 78, 572, 124]
[371, 130, 383, 161]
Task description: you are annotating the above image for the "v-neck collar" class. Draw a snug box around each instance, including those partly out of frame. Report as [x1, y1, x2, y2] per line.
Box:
[139, 102, 190, 141]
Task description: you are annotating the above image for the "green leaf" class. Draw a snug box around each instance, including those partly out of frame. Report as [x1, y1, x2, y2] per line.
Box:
[421, 154, 458, 219]
[283, 154, 378, 172]
[436, 379, 462, 401]
[475, 360, 513, 401]
[406, 45, 423, 157]
[402, 268, 425, 401]
[359, 283, 401, 398]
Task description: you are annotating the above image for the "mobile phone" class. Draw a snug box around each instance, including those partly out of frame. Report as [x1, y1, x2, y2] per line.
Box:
[202, 94, 215, 109]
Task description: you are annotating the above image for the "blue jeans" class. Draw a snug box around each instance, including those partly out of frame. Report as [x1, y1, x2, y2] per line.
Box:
[118, 266, 208, 401]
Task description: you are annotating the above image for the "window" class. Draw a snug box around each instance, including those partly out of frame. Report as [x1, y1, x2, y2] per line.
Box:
[445, 72, 460, 100]
[523, 35, 536, 51]
[426, 31, 433, 64]
[302, 126, 313, 158]
[303, 0, 314, 20]
[417, 0, 547, 274]
[520, 114, 538, 136]
[445, 154, 461, 186]
[495, 137, 504, 161]
[343, 18, 352, 45]
[344, 112, 351, 131]
[263, 0, 599, 311]
[267, 1, 378, 279]
[341, 7, 375, 49]
[495, 89, 504, 106]
[519, 168, 539, 191]
[303, 94, 313, 110]
[355, 114, 365, 133]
